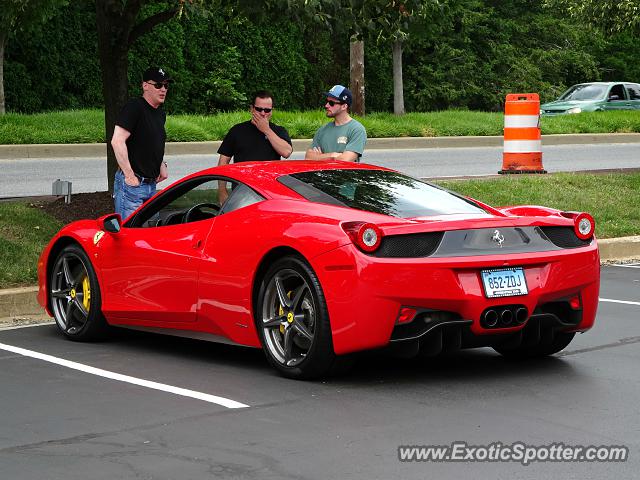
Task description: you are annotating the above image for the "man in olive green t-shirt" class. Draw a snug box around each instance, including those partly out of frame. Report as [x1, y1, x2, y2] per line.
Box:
[305, 85, 367, 162]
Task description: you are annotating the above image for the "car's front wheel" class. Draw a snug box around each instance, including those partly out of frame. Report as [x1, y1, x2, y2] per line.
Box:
[49, 244, 109, 341]
[256, 255, 339, 379]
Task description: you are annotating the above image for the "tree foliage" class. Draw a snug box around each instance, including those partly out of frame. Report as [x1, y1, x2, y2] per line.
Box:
[545, 0, 640, 34]
[5, 0, 640, 116]
[0, 0, 68, 114]
[404, 0, 608, 111]
[267, 0, 441, 41]
[271, 1, 443, 114]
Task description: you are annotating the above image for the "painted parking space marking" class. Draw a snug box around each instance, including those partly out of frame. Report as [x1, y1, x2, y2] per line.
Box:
[599, 298, 640, 306]
[0, 342, 249, 409]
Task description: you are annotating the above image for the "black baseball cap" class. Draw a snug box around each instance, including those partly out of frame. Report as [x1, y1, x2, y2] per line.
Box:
[142, 67, 172, 83]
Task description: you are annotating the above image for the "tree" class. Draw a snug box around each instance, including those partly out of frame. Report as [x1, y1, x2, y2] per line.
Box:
[96, 0, 234, 191]
[96, 0, 198, 191]
[0, 0, 68, 115]
[343, 1, 443, 116]
[276, 1, 442, 115]
[369, 1, 443, 115]
[545, 1, 640, 34]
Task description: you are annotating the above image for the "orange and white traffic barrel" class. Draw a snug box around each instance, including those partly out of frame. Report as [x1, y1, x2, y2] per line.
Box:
[499, 93, 546, 174]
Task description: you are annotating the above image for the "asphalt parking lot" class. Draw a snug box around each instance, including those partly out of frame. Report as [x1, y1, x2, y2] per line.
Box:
[0, 264, 638, 480]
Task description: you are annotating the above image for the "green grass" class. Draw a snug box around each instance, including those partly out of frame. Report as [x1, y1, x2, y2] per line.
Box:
[0, 202, 62, 287]
[0, 110, 106, 144]
[2, 109, 640, 144]
[2, 172, 639, 288]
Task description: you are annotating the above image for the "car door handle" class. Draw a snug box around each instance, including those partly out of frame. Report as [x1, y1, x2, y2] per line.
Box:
[193, 239, 202, 249]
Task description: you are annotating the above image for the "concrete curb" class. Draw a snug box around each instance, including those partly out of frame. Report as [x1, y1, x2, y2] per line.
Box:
[2, 133, 640, 159]
[597, 236, 640, 260]
[2, 237, 638, 321]
[0, 286, 41, 318]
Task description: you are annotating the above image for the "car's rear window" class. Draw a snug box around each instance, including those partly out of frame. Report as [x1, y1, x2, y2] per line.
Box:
[279, 169, 487, 218]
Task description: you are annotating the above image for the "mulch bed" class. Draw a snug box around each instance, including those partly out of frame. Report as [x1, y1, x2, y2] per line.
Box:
[34, 192, 115, 225]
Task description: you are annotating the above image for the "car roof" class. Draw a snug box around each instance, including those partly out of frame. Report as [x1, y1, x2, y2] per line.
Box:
[217, 160, 388, 178]
[573, 81, 637, 86]
[176, 160, 394, 198]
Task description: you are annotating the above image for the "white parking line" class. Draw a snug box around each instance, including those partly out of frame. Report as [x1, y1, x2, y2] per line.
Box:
[599, 298, 640, 306]
[0, 342, 249, 409]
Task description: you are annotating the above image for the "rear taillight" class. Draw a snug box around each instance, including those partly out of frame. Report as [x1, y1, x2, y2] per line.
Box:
[562, 211, 595, 240]
[574, 213, 595, 240]
[342, 221, 383, 253]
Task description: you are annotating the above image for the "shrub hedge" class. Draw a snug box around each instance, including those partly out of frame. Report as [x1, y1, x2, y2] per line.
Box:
[5, 0, 640, 114]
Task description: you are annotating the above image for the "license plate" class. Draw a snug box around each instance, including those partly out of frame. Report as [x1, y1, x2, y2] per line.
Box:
[481, 267, 528, 298]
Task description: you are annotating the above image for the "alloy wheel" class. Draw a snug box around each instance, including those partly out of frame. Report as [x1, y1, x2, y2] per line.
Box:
[50, 251, 91, 335]
[260, 268, 317, 367]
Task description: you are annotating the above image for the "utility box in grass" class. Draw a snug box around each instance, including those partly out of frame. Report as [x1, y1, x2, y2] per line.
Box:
[52, 179, 72, 204]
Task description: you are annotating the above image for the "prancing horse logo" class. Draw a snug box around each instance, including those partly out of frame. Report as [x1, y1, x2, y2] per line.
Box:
[492, 229, 505, 247]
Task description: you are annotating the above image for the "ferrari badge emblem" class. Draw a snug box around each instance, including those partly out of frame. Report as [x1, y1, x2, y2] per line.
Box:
[491, 229, 505, 247]
[93, 230, 105, 245]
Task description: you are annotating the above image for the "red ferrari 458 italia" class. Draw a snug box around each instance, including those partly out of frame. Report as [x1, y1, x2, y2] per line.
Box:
[37, 161, 600, 378]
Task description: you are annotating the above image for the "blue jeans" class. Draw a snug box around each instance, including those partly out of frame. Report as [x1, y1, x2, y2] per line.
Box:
[113, 170, 157, 219]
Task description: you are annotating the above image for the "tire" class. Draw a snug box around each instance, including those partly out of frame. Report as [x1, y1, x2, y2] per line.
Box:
[255, 255, 342, 379]
[494, 331, 575, 359]
[49, 244, 110, 341]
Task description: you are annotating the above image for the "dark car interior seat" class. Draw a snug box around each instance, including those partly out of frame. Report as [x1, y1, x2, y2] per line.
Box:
[609, 84, 625, 100]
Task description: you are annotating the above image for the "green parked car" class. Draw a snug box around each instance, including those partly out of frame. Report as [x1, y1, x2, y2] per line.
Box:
[540, 82, 640, 115]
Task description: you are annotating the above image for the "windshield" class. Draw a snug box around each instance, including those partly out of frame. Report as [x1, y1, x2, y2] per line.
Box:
[558, 84, 607, 101]
[279, 169, 488, 218]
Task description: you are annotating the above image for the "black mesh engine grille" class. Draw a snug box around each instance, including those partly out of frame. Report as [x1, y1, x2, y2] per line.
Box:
[540, 226, 591, 248]
[371, 232, 444, 258]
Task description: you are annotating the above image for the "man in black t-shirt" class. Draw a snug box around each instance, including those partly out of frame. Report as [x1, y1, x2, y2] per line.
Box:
[111, 67, 172, 219]
[217, 90, 292, 203]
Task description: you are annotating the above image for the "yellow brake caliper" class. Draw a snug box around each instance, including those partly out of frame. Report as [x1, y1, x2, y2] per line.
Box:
[81, 276, 91, 312]
[279, 291, 293, 334]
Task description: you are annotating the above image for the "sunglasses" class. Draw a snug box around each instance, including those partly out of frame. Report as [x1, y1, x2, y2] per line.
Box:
[146, 81, 170, 90]
[253, 106, 272, 113]
[326, 100, 344, 107]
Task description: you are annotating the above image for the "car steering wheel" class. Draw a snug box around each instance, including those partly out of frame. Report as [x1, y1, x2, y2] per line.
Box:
[183, 203, 220, 223]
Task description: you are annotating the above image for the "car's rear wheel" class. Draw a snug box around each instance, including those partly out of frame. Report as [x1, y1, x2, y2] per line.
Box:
[256, 256, 339, 379]
[49, 244, 109, 341]
[494, 331, 575, 359]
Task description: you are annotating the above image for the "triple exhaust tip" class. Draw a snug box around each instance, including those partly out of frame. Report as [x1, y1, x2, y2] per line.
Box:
[483, 307, 528, 328]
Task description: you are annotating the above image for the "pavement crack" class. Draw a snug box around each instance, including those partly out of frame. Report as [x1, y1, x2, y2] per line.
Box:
[0, 408, 247, 455]
[558, 335, 640, 357]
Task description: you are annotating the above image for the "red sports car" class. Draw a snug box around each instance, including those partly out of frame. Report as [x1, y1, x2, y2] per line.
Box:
[37, 161, 600, 379]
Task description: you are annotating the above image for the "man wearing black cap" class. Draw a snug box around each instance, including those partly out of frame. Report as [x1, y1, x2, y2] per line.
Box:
[111, 67, 172, 219]
[305, 84, 367, 162]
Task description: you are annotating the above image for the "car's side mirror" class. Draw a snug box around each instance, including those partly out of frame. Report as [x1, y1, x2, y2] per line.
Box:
[100, 213, 122, 233]
[608, 94, 620, 101]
